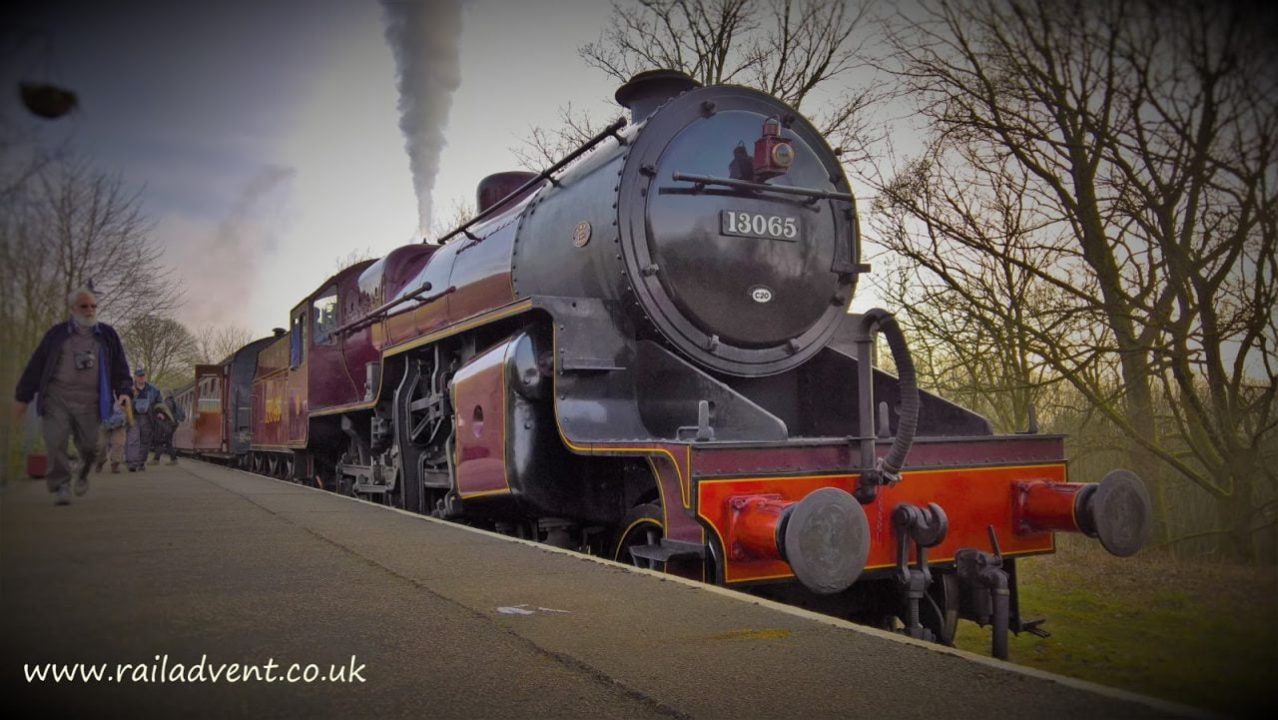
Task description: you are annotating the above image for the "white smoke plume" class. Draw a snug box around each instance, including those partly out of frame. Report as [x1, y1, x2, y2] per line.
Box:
[172, 164, 295, 329]
[380, 0, 464, 237]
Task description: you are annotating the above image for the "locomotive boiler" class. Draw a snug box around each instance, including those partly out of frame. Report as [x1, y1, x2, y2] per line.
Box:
[233, 70, 1151, 657]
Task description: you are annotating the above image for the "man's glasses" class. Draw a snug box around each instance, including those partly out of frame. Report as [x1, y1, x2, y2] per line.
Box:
[78, 304, 97, 309]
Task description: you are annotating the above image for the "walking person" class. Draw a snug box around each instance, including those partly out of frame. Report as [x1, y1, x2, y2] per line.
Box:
[13, 288, 132, 505]
[151, 401, 178, 465]
[130, 368, 163, 470]
[165, 393, 186, 424]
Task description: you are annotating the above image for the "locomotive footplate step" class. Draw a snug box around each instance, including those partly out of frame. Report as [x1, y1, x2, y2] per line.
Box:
[628, 538, 706, 563]
[2, 461, 1196, 718]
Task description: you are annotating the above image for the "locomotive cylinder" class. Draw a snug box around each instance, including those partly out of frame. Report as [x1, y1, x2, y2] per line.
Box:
[1014, 469, 1153, 557]
[727, 487, 870, 595]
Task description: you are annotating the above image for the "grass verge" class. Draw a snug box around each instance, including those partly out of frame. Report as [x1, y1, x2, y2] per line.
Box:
[952, 537, 1278, 718]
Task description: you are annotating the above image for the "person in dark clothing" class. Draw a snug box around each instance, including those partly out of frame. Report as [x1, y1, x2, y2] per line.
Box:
[165, 393, 185, 424]
[13, 288, 132, 505]
[130, 368, 163, 469]
[151, 402, 178, 464]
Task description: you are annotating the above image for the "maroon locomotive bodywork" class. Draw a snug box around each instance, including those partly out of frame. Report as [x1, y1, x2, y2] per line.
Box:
[371, 202, 528, 354]
[171, 383, 196, 451]
[251, 333, 291, 449]
[225, 71, 1151, 657]
[171, 365, 227, 455]
[250, 261, 382, 453]
[305, 260, 380, 411]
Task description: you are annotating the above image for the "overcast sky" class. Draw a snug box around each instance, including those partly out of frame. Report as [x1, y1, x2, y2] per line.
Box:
[2, 0, 621, 336]
[3, 0, 880, 338]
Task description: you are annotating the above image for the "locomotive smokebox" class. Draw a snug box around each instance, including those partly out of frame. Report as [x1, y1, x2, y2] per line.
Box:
[615, 69, 701, 121]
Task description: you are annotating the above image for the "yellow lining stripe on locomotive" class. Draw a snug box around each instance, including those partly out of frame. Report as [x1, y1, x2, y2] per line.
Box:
[458, 488, 513, 499]
[383, 299, 533, 358]
[310, 399, 376, 417]
[309, 300, 534, 417]
[867, 463, 1068, 480]
[546, 321, 702, 551]
[613, 514, 665, 563]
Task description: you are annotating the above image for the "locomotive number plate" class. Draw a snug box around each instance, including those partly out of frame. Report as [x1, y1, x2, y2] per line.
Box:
[720, 210, 800, 242]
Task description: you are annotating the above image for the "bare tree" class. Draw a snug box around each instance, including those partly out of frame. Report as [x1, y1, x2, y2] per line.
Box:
[426, 197, 477, 242]
[33, 155, 179, 322]
[331, 246, 376, 274]
[511, 103, 611, 170]
[194, 324, 255, 365]
[1, 151, 179, 479]
[876, 0, 1278, 558]
[873, 156, 1071, 436]
[120, 315, 198, 390]
[518, 0, 885, 166]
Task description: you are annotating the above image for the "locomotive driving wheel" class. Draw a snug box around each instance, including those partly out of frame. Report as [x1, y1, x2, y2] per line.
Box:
[613, 503, 665, 571]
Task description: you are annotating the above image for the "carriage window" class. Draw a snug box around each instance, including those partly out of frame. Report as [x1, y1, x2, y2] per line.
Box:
[290, 310, 305, 368]
[312, 286, 338, 346]
[198, 376, 221, 412]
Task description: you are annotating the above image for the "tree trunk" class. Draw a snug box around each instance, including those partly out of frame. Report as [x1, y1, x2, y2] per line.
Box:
[1217, 470, 1256, 563]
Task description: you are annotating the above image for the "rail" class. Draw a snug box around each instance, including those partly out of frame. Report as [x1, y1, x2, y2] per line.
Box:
[332, 285, 456, 338]
[670, 172, 854, 203]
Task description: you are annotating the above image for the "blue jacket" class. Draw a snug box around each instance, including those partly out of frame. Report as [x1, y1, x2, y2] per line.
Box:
[14, 320, 132, 420]
[132, 382, 163, 414]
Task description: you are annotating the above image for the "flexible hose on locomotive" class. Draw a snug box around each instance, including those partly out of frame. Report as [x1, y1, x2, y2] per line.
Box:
[862, 308, 919, 480]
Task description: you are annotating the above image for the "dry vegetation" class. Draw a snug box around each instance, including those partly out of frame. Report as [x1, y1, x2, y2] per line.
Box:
[955, 537, 1278, 717]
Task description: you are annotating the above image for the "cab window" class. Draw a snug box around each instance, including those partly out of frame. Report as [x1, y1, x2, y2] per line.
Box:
[290, 310, 305, 368]
[312, 286, 338, 346]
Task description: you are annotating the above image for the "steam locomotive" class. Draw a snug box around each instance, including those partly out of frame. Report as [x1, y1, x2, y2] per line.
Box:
[173, 70, 1152, 657]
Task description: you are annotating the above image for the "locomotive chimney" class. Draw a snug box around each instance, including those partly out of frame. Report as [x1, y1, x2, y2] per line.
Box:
[615, 69, 701, 122]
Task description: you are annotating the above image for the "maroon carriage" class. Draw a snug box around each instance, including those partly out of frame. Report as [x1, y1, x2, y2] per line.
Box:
[173, 335, 278, 464]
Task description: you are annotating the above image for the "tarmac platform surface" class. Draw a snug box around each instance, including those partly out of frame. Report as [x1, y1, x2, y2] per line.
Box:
[1, 460, 1196, 718]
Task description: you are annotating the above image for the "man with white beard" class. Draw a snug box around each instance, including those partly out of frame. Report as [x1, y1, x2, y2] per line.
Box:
[13, 288, 132, 505]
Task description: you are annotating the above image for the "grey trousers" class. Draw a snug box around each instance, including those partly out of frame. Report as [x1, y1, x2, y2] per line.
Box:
[136, 414, 154, 459]
[41, 396, 100, 493]
[97, 426, 125, 464]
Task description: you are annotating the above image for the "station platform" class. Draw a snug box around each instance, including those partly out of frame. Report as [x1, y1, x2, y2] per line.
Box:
[2, 460, 1195, 718]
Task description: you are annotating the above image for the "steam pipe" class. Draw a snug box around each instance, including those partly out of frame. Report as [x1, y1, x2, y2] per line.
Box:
[854, 309, 918, 500]
[868, 309, 918, 479]
[989, 567, 1010, 660]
